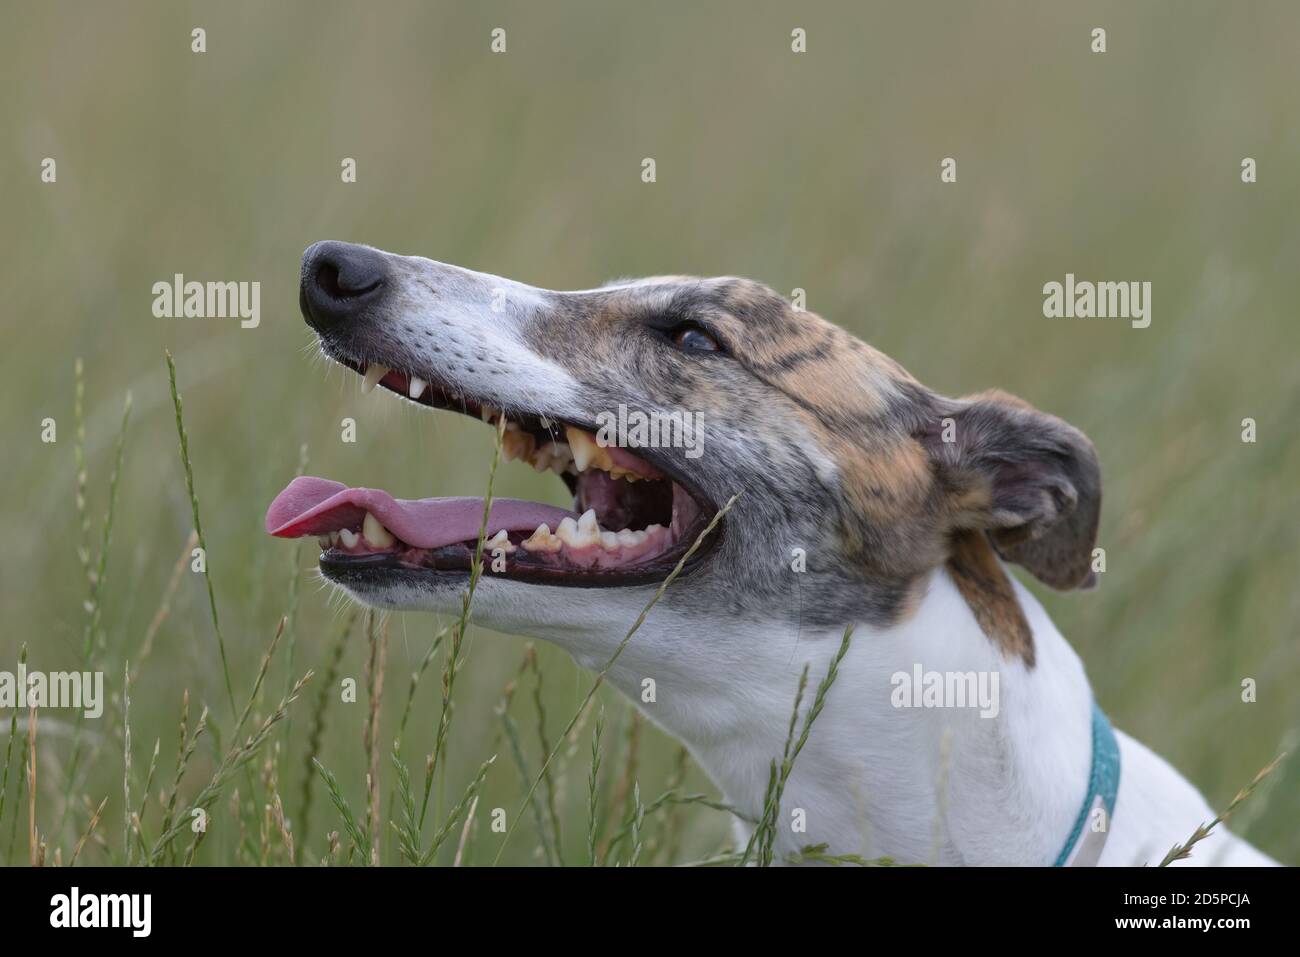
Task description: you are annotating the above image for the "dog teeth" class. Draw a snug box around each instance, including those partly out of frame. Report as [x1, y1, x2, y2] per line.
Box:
[361, 363, 389, 394]
[317, 535, 331, 549]
[408, 376, 428, 400]
[553, 516, 578, 545]
[565, 425, 615, 474]
[566, 425, 594, 471]
[485, 528, 516, 553]
[547, 443, 573, 474]
[517, 514, 666, 555]
[338, 528, 359, 548]
[490, 420, 615, 478]
[500, 430, 535, 463]
[521, 523, 561, 553]
[555, 510, 601, 548]
[362, 512, 395, 548]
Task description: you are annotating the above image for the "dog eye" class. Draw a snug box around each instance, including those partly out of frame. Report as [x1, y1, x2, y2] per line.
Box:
[669, 324, 722, 353]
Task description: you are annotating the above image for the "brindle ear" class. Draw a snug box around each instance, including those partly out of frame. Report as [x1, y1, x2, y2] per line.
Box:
[922, 390, 1101, 590]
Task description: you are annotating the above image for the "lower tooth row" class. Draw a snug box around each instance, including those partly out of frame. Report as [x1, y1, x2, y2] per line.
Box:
[314, 509, 651, 558]
[520, 509, 661, 553]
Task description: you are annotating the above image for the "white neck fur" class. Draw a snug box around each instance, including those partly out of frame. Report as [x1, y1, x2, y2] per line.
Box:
[573, 567, 1094, 865]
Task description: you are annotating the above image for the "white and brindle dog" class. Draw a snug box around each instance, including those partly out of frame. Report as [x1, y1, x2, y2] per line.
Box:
[268, 241, 1276, 866]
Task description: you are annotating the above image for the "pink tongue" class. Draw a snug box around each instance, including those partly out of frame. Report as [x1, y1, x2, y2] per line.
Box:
[265, 476, 578, 549]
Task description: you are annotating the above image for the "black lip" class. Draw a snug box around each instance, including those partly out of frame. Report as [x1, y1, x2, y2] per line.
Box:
[311, 344, 725, 589]
[318, 536, 712, 589]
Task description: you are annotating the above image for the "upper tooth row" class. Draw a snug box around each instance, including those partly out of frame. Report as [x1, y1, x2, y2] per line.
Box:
[499, 424, 645, 481]
[356, 370, 641, 482]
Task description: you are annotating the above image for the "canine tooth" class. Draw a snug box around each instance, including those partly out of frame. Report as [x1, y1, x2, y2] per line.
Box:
[317, 535, 331, 549]
[480, 405, 499, 422]
[539, 416, 553, 429]
[339, 528, 359, 548]
[565, 426, 614, 473]
[567, 426, 593, 471]
[362, 512, 395, 548]
[361, 364, 389, 394]
[329, 530, 341, 545]
[408, 376, 428, 400]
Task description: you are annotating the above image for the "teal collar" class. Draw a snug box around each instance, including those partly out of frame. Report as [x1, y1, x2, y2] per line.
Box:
[1053, 701, 1121, 866]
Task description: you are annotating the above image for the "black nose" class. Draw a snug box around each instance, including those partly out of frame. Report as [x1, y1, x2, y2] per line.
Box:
[300, 241, 388, 330]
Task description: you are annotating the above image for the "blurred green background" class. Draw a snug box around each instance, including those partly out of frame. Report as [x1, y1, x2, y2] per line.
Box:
[1, 0, 1296, 865]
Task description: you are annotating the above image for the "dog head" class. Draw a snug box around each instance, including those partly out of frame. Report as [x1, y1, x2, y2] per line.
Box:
[267, 242, 1100, 660]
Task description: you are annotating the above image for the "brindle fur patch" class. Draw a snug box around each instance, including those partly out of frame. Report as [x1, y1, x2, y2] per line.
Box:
[946, 531, 1035, 666]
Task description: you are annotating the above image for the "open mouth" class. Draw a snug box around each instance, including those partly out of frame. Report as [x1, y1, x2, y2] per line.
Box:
[265, 360, 720, 587]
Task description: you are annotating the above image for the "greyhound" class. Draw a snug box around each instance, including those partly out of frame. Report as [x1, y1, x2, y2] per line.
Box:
[267, 241, 1276, 866]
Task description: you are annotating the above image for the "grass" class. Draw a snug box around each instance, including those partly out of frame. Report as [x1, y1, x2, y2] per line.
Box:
[165, 350, 237, 721]
[1, 1, 1296, 866]
[1158, 752, 1288, 867]
[742, 626, 854, 867]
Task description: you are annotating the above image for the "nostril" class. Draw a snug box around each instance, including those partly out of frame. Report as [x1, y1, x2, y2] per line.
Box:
[300, 241, 388, 329]
[316, 259, 382, 300]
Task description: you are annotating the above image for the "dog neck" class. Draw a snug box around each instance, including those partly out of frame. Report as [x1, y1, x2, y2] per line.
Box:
[555, 565, 1096, 865]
